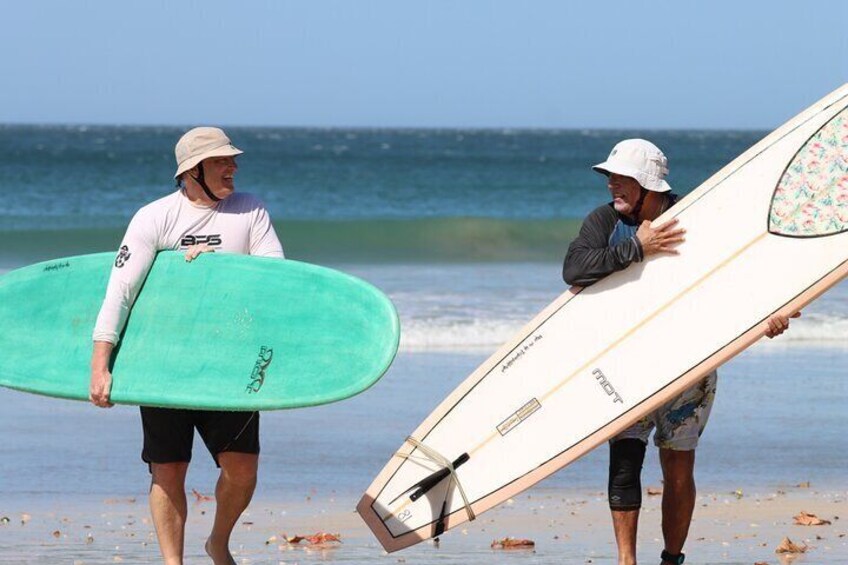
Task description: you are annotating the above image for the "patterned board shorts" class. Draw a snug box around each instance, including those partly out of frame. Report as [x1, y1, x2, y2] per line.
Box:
[613, 371, 718, 451]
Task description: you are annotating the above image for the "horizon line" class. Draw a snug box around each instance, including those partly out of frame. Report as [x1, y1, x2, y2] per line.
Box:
[0, 121, 770, 134]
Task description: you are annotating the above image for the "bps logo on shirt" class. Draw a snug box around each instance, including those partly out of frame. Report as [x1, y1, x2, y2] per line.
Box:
[180, 234, 222, 247]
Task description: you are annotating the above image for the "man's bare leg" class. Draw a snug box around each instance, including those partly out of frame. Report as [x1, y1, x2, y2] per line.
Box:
[659, 448, 696, 563]
[150, 461, 190, 565]
[611, 509, 639, 565]
[205, 452, 258, 565]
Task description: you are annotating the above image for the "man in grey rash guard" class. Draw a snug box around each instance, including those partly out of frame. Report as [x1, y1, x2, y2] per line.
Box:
[563, 139, 794, 565]
[89, 127, 283, 565]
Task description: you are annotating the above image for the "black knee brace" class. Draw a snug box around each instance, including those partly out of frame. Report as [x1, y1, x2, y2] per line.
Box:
[608, 438, 647, 511]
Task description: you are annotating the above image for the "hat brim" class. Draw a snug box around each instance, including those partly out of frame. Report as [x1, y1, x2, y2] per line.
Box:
[174, 145, 243, 179]
[592, 162, 672, 193]
[592, 161, 643, 181]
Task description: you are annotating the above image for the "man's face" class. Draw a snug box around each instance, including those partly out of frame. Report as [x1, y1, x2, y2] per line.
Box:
[200, 156, 238, 199]
[607, 173, 643, 216]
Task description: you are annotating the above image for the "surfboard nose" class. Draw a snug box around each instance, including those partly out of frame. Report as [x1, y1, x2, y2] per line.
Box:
[768, 108, 848, 238]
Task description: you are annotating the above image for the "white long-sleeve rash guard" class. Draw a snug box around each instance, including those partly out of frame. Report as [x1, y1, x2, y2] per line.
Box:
[92, 190, 284, 344]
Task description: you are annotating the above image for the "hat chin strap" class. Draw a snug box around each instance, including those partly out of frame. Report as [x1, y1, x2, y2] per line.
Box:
[631, 188, 648, 221]
[189, 162, 221, 202]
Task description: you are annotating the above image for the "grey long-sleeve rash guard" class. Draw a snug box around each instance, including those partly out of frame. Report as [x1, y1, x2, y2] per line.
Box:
[563, 194, 679, 287]
[562, 203, 644, 287]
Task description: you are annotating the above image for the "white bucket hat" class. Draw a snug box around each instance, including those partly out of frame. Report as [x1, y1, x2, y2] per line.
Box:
[592, 138, 672, 193]
[174, 127, 243, 179]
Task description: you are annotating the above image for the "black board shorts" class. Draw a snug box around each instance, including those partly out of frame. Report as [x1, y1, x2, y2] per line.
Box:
[140, 406, 260, 468]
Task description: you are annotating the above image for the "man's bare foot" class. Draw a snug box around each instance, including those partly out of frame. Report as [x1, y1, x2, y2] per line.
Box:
[205, 537, 236, 565]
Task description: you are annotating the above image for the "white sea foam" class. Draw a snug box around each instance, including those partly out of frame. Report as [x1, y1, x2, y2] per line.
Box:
[351, 263, 848, 353]
[399, 317, 525, 352]
[397, 311, 848, 352]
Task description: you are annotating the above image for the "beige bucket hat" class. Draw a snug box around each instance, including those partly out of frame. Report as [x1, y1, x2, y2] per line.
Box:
[174, 127, 243, 179]
[592, 138, 672, 193]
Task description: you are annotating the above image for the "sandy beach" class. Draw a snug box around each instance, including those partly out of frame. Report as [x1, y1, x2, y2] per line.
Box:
[1, 484, 845, 564]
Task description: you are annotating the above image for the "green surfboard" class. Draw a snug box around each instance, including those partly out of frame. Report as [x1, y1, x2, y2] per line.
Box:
[0, 252, 399, 410]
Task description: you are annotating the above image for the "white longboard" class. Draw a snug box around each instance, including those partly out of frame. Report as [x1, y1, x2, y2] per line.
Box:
[357, 84, 848, 552]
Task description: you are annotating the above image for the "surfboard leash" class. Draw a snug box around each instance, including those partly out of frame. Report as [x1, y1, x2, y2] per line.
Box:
[392, 436, 475, 534]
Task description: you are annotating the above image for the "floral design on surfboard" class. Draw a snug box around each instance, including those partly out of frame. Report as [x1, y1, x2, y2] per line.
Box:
[768, 107, 848, 238]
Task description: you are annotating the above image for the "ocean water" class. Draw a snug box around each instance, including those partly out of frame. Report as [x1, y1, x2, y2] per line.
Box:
[0, 125, 756, 223]
[2, 346, 846, 505]
[0, 125, 755, 266]
[1, 126, 846, 509]
[3, 125, 848, 346]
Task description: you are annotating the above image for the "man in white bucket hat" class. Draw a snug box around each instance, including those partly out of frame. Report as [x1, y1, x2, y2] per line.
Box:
[89, 126, 284, 564]
[563, 139, 793, 565]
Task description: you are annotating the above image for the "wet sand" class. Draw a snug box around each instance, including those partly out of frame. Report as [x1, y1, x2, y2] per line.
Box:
[1, 485, 845, 564]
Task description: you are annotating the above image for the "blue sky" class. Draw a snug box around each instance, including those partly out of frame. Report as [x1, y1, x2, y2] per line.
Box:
[3, 1, 846, 129]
